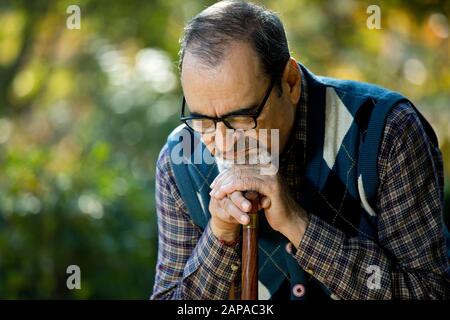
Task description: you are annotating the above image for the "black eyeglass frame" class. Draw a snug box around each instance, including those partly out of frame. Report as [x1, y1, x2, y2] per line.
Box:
[180, 79, 274, 133]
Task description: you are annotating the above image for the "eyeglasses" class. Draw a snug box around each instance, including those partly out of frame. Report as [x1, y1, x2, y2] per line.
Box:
[180, 79, 274, 134]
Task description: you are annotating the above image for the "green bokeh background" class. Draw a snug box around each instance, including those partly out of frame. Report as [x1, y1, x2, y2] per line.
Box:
[0, 0, 449, 298]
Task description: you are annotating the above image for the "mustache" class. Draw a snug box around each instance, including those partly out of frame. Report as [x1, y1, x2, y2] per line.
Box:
[213, 138, 273, 170]
[213, 135, 269, 157]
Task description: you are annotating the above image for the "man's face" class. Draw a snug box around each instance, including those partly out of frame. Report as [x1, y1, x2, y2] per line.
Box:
[181, 41, 299, 165]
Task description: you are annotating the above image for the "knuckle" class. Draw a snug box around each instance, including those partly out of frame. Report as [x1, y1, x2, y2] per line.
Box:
[242, 176, 252, 188]
[208, 198, 216, 212]
[229, 194, 241, 209]
[217, 198, 226, 210]
[225, 201, 236, 214]
[210, 202, 222, 219]
[230, 191, 241, 201]
[225, 199, 240, 217]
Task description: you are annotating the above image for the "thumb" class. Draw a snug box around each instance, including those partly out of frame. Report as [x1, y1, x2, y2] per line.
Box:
[260, 196, 271, 210]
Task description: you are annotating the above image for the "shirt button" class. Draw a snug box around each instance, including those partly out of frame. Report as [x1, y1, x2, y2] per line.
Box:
[292, 284, 306, 298]
[285, 242, 293, 254]
[330, 293, 340, 300]
[231, 264, 239, 271]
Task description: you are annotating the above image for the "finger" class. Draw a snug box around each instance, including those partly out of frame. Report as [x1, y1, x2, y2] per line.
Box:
[260, 196, 271, 209]
[211, 165, 255, 189]
[210, 167, 239, 195]
[210, 197, 236, 223]
[228, 191, 252, 212]
[215, 176, 266, 199]
[210, 169, 228, 189]
[216, 172, 239, 189]
[218, 196, 249, 225]
[211, 166, 260, 197]
[214, 205, 237, 224]
[210, 169, 231, 191]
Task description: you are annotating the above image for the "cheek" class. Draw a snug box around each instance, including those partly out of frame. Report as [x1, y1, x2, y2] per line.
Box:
[255, 100, 287, 149]
[257, 104, 279, 129]
[270, 100, 291, 128]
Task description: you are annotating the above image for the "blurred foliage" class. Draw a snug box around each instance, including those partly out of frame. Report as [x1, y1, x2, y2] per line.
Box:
[0, 0, 449, 298]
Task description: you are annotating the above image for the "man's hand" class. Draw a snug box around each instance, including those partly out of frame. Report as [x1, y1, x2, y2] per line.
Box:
[209, 165, 309, 247]
[209, 190, 254, 243]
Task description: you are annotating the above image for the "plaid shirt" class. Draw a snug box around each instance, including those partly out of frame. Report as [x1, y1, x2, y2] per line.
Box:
[151, 72, 450, 300]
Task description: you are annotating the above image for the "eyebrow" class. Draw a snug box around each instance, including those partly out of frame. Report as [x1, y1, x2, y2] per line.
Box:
[189, 103, 259, 118]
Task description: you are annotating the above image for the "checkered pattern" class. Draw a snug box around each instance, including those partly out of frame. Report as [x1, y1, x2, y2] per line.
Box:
[151, 73, 450, 299]
[293, 103, 450, 299]
[151, 149, 241, 299]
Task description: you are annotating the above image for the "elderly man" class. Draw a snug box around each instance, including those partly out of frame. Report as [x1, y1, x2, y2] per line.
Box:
[151, 0, 450, 300]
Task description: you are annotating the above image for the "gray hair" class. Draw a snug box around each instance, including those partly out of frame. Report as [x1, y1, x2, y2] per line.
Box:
[179, 0, 290, 95]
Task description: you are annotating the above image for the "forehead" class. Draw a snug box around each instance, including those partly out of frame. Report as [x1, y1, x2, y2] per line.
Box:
[181, 42, 268, 116]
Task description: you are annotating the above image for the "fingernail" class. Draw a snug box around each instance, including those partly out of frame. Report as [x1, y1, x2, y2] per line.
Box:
[242, 201, 250, 211]
[241, 215, 249, 224]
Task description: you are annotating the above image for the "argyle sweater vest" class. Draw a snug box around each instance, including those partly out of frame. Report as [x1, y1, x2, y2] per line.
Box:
[166, 64, 445, 300]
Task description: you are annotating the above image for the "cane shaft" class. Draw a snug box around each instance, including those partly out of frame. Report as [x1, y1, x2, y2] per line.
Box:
[241, 197, 259, 300]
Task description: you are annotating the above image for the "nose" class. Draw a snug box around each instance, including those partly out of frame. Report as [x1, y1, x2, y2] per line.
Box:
[215, 122, 234, 157]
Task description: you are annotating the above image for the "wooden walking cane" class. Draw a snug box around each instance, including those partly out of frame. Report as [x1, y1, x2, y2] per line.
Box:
[241, 191, 259, 300]
[228, 191, 260, 300]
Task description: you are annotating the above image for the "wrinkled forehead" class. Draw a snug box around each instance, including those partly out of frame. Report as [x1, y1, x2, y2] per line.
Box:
[180, 42, 268, 116]
[181, 41, 265, 83]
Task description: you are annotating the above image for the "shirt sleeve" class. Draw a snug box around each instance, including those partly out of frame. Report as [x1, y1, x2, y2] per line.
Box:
[293, 102, 450, 299]
[150, 145, 241, 300]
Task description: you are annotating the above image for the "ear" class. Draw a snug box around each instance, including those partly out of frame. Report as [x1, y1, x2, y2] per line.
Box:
[282, 57, 301, 105]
